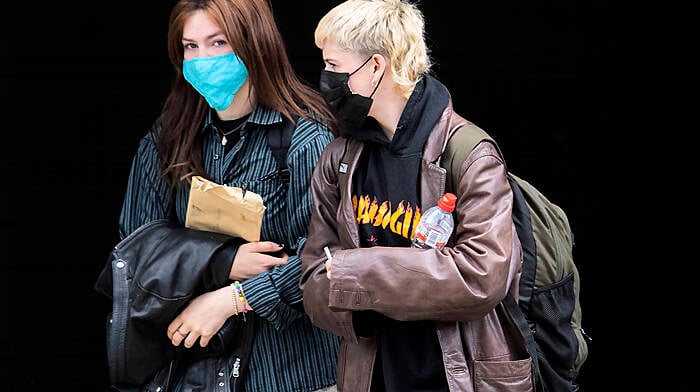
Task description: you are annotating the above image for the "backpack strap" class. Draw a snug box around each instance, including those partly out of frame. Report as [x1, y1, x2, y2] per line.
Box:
[441, 124, 537, 306]
[265, 115, 297, 188]
[441, 124, 543, 390]
[503, 294, 544, 392]
[508, 174, 537, 316]
[441, 123, 501, 194]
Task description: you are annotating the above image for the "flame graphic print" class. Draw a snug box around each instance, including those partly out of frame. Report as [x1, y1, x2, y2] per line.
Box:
[352, 194, 422, 240]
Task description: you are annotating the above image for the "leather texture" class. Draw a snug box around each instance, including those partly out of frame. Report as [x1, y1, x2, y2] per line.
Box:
[300, 100, 534, 392]
[95, 219, 254, 391]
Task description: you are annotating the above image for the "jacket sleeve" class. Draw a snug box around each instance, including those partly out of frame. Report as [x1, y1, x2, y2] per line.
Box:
[304, 141, 520, 326]
[242, 120, 334, 330]
[300, 139, 358, 342]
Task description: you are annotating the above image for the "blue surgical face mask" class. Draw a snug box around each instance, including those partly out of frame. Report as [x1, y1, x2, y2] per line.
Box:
[183, 52, 248, 111]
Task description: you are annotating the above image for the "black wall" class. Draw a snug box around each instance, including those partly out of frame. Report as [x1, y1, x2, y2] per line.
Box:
[0, 1, 688, 390]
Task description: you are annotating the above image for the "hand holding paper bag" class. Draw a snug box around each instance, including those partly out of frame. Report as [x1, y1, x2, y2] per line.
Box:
[185, 176, 266, 241]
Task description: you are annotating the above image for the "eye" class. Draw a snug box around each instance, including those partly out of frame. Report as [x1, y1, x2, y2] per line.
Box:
[183, 42, 197, 50]
[213, 39, 227, 47]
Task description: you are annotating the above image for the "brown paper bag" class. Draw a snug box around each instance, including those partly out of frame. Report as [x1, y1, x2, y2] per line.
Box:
[185, 176, 266, 242]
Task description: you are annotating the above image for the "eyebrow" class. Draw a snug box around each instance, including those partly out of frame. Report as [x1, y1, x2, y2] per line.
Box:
[182, 32, 225, 42]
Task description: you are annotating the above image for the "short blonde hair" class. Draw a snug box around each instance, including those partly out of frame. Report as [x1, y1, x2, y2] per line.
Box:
[315, 0, 431, 98]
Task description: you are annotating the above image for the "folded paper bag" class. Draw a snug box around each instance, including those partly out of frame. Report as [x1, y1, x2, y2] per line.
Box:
[185, 176, 266, 242]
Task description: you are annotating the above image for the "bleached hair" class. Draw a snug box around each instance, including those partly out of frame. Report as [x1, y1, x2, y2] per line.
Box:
[315, 0, 431, 97]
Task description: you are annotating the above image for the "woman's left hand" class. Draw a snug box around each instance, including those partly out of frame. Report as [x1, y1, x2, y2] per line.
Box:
[167, 287, 235, 348]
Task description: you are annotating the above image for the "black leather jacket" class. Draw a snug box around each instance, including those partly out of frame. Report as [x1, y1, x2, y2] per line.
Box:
[94, 219, 255, 392]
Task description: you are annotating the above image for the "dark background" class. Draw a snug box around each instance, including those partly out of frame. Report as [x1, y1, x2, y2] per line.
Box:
[0, 1, 688, 391]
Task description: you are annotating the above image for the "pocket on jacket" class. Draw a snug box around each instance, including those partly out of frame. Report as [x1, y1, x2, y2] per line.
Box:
[472, 357, 532, 392]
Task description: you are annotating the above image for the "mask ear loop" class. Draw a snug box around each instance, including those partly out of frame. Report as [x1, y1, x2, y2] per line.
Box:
[348, 55, 374, 77]
[369, 71, 384, 98]
[348, 54, 382, 97]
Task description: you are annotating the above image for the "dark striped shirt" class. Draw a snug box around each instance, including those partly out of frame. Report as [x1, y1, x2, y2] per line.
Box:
[118, 105, 340, 391]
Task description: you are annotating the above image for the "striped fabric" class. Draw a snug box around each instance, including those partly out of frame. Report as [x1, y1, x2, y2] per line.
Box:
[118, 105, 340, 391]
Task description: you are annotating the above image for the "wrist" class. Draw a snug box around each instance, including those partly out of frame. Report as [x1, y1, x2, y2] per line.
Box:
[231, 281, 251, 320]
[227, 284, 239, 317]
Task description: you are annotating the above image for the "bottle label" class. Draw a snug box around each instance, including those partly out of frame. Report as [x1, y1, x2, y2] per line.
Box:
[414, 227, 449, 249]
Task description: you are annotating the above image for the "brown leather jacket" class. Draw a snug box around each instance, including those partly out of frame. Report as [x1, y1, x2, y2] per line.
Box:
[300, 101, 533, 392]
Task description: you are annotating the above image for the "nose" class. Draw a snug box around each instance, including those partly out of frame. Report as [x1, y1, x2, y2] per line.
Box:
[189, 47, 218, 60]
[199, 47, 219, 58]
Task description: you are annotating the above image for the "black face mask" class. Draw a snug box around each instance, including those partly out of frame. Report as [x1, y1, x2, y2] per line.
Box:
[319, 56, 383, 128]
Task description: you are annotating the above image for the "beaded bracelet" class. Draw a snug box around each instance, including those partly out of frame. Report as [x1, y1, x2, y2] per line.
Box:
[230, 283, 239, 316]
[233, 280, 248, 321]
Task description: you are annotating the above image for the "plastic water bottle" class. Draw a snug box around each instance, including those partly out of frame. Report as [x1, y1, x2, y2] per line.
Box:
[411, 193, 457, 250]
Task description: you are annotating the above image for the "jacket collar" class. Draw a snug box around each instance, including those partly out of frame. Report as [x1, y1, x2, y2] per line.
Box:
[422, 98, 468, 165]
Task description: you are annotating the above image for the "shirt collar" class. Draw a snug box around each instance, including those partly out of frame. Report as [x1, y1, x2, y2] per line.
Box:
[202, 105, 283, 135]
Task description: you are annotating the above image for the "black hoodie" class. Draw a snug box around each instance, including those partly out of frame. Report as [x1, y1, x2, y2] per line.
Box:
[346, 75, 451, 391]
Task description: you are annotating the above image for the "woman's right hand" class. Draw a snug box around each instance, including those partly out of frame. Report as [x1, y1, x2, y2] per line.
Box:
[229, 241, 288, 280]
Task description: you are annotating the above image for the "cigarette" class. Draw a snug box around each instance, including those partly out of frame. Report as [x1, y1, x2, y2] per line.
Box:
[323, 246, 333, 261]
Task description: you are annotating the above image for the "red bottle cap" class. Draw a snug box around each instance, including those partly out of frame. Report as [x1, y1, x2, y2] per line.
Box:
[438, 193, 457, 212]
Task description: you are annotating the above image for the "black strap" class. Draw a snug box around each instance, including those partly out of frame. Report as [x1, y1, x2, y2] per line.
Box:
[508, 175, 537, 318]
[503, 294, 545, 392]
[266, 115, 296, 187]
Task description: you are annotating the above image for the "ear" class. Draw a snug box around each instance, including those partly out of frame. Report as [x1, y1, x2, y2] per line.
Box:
[370, 54, 386, 82]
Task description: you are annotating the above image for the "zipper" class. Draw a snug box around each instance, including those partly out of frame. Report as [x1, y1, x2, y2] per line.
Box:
[231, 357, 241, 378]
[230, 357, 241, 392]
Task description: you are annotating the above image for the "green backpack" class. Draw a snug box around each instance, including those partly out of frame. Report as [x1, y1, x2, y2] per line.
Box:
[441, 123, 590, 392]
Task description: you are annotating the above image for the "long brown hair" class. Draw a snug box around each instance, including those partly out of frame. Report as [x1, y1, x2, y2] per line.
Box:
[155, 0, 336, 187]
